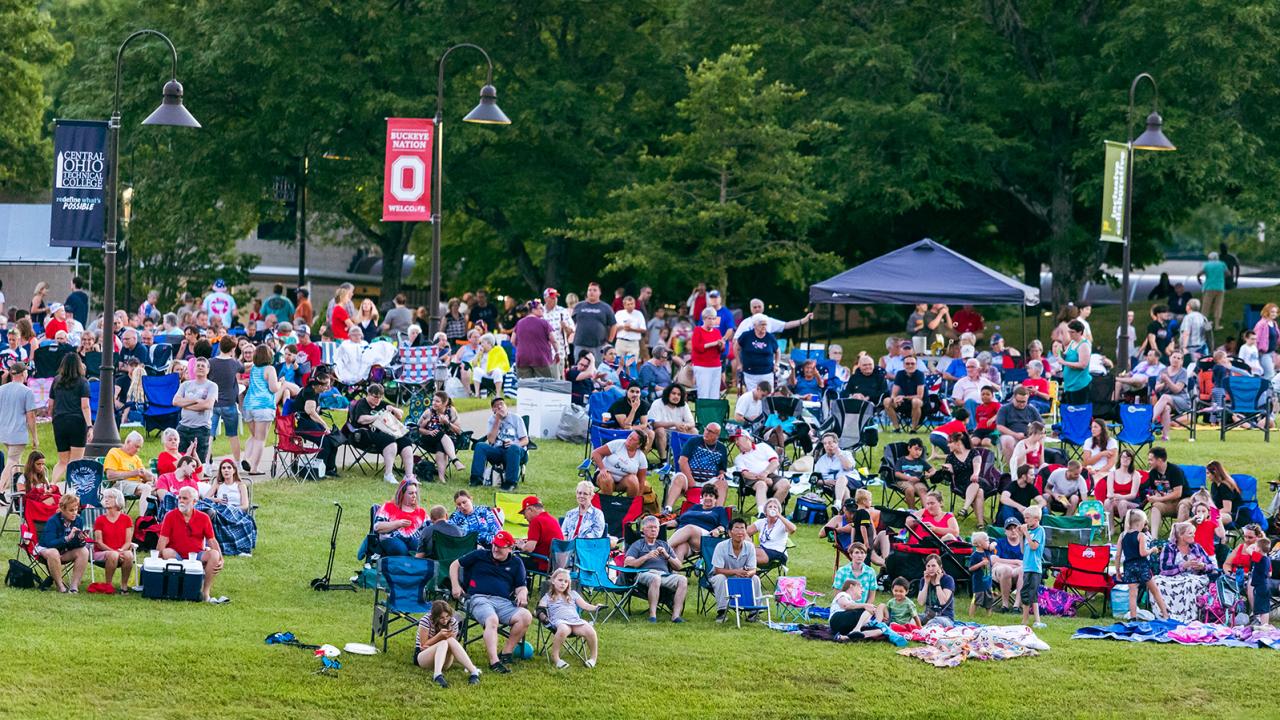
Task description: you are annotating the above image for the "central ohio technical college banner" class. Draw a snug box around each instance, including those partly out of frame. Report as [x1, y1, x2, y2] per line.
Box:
[50, 119, 110, 248]
[382, 118, 434, 221]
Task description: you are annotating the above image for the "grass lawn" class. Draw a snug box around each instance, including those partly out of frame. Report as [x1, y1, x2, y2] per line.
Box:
[2, 416, 1277, 719]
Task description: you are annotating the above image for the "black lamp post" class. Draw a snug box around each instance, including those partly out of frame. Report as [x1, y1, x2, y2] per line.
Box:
[1116, 72, 1175, 371]
[429, 43, 510, 333]
[86, 29, 200, 456]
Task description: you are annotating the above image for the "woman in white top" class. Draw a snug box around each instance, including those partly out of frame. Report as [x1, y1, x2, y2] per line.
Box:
[647, 385, 696, 461]
[1080, 418, 1118, 476]
[749, 497, 795, 566]
[589, 431, 649, 497]
[205, 458, 251, 512]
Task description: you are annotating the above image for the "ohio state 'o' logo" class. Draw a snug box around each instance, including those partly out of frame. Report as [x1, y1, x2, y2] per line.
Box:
[390, 155, 426, 201]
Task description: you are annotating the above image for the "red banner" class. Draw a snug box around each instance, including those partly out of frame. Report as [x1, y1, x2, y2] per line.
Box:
[382, 118, 434, 221]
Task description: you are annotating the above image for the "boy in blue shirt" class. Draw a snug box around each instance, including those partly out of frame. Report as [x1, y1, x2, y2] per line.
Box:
[1020, 506, 1046, 628]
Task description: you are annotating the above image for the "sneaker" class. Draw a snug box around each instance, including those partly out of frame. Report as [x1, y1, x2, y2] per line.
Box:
[584, 658, 596, 669]
[500, 482, 518, 492]
[498, 652, 513, 665]
[241, 460, 251, 473]
[554, 659, 569, 670]
[489, 661, 510, 674]
[647, 616, 657, 623]
[468, 672, 481, 685]
[662, 505, 673, 515]
[433, 674, 449, 688]
[469, 476, 483, 487]
[672, 617, 685, 624]
[716, 610, 728, 623]
[886, 629, 908, 648]
[1032, 621, 1047, 629]
[384, 473, 398, 484]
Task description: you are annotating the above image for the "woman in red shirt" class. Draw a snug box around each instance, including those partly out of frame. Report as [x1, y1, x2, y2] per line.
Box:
[19, 451, 60, 524]
[906, 491, 960, 543]
[157, 428, 203, 485]
[327, 284, 355, 341]
[93, 487, 136, 592]
[690, 307, 725, 402]
[373, 481, 427, 556]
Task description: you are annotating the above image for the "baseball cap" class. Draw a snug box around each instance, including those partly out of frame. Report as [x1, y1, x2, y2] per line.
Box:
[1003, 516, 1021, 528]
[491, 530, 516, 548]
[960, 345, 976, 359]
[49, 302, 64, 313]
[520, 495, 542, 513]
[7, 361, 27, 375]
[991, 333, 1004, 343]
[707, 289, 721, 298]
[543, 288, 559, 297]
[213, 279, 227, 290]
[842, 498, 859, 513]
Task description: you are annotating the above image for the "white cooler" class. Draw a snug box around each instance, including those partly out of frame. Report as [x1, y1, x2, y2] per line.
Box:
[517, 378, 572, 439]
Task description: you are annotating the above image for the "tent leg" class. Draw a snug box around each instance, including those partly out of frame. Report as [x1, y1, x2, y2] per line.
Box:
[1021, 304, 1027, 351]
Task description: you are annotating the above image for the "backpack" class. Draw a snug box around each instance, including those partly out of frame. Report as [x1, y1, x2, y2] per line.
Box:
[5, 559, 38, 589]
[790, 494, 829, 525]
[133, 515, 162, 552]
[1036, 586, 1083, 617]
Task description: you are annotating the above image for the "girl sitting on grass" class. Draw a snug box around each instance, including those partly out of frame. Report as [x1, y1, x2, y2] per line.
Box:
[538, 568, 600, 669]
[415, 600, 481, 688]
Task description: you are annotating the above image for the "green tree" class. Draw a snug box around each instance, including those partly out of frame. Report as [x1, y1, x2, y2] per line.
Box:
[570, 45, 839, 300]
[0, 0, 69, 197]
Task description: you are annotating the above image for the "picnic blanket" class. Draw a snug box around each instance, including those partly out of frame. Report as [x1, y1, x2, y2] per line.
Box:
[1073, 620, 1280, 650]
[897, 623, 1049, 667]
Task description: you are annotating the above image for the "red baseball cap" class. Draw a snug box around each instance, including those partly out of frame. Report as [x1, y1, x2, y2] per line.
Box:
[543, 287, 559, 297]
[520, 495, 542, 513]
[492, 530, 516, 548]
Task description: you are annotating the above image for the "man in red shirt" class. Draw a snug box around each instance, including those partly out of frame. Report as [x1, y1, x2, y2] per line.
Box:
[951, 305, 986, 338]
[295, 326, 323, 376]
[157, 486, 227, 603]
[516, 495, 563, 572]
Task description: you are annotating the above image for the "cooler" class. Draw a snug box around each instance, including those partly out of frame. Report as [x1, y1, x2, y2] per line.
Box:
[140, 554, 204, 601]
[517, 378, 572, 439]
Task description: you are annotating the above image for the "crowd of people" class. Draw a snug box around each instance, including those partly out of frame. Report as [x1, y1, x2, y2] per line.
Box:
[0, 268, 1276, 679]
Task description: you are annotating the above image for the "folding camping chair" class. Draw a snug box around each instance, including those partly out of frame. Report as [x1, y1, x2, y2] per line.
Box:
[773, 576, 824, 622]
[494, 491, 528, 530]
[1116, 404, 1155, 462]
[1039, 515, 1096, 571]
[1228, 474, 1266, 532]
[482, 415, 534, 487]
[724, 576, 771, 628]
[573, 536, 638, 623]
[760, 395, 809, 460]
[825, 397, 879, 472]
[1052, 543, 1115, 618]
[876, 441, 911, 508]
[341, 398, 385, 475]
[597, 493, 644, 546]
[146, 343, 174, 374]
[427, 532, 480, 597]
[1219, 374, 1272, 442]
[534, 602, 589, 663]
[65, 459, 104, 512]
[695, 398, 730, 431]
[692, 534, 727, 615]
[1056, 403, 1093, 463]
[139, 373, 182, 437]
[654, 429, 699, 487]
[394, 345, 437, 424]
[577, 424, 633, 482]
[270, 414, 327, 481]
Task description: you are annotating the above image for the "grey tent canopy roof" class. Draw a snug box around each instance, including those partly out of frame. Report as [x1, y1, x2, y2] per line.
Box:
[808, 238, 1039, 306]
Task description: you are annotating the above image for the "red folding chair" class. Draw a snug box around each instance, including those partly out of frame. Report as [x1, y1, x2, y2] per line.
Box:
[271, 414, 326, 481]
[1053, 543, 1115, 618]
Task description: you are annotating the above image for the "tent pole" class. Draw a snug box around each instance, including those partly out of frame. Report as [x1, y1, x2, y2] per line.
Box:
[1021, 304, 1026, 351]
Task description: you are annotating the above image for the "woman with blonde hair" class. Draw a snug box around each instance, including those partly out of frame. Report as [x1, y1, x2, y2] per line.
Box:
[471, 334, 511, 398]
[356, 298, 380, 340]
[327, 283, 355, 340]
[30, 281, 50, 326]
[93, 487, 136, 592]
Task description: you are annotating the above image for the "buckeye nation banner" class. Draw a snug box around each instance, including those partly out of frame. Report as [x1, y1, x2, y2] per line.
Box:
[382, 118, 434, 221]
[50, 119, 110, 248]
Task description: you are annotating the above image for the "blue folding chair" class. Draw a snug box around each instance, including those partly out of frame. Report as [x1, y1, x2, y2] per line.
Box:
[88, 379, 100, 423]
[1219, 375, 1272, 442]
[1056, 403, 1093, 462]
[1178, 464, 1207, 493]
[371, 556, 435, 652]
[140, 373, 182, 436]
[1230, 474, 1267, 528]
[1117, 404, 1155, 461]
[724, 576, 771, 628]
[573, 537, 640, 623]
[147, 343, 174, 372]
[66, 459, 105, 510]
[655, 430, 700, 484]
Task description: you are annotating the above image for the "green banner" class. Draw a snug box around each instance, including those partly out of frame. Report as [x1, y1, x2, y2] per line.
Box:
[1099, 140, 1127, 243]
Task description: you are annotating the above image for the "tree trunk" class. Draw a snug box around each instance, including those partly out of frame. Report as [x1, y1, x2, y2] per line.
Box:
[1046, 164, 1087, 308]
[378, 222, 415, 301]
[543, 234, 568, 290]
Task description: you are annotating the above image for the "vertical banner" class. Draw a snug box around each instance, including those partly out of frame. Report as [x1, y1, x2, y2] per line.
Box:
[1099, 140, 1127, 244]
[382, 117, 434, 221]
[50, 119, 110, 248]
[257, 171, 298, 240]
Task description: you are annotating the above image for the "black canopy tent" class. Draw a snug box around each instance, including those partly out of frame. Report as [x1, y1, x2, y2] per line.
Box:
[806, 238, 1040, 347]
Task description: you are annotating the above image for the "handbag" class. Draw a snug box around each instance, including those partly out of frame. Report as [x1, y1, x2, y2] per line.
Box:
[370, 411, 409, 439]
[5, 559, 38, 589]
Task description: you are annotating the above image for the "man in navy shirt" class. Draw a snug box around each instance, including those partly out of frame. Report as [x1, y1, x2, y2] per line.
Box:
[884, 355, 927, 431]
[737, 317, 779, 392]
[450, 530, 531, 674]
[664, 423, 729, 512]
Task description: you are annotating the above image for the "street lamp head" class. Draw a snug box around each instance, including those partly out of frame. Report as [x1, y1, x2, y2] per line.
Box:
[462, 84, 510, 125]
[142, 79, 201, 128]
[1133, 110, 1174, 151]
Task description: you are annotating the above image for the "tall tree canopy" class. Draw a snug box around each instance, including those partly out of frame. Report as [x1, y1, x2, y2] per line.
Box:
[0, 0, 68, 197]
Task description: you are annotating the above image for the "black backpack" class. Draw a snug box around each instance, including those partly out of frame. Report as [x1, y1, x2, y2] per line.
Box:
[5, 559, 38, 589]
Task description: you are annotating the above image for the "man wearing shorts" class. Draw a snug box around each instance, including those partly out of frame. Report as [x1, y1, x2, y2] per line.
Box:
[156, 486, 227, 604]
[207, 337, 244, 468]
[103, 430, 156, 512]
[663, 423, 728, 512]
[450, 530, 531, 674]
[624, 515, 687, 622]
[732, 430, 788, 518]
[172, 357, 217, 462]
